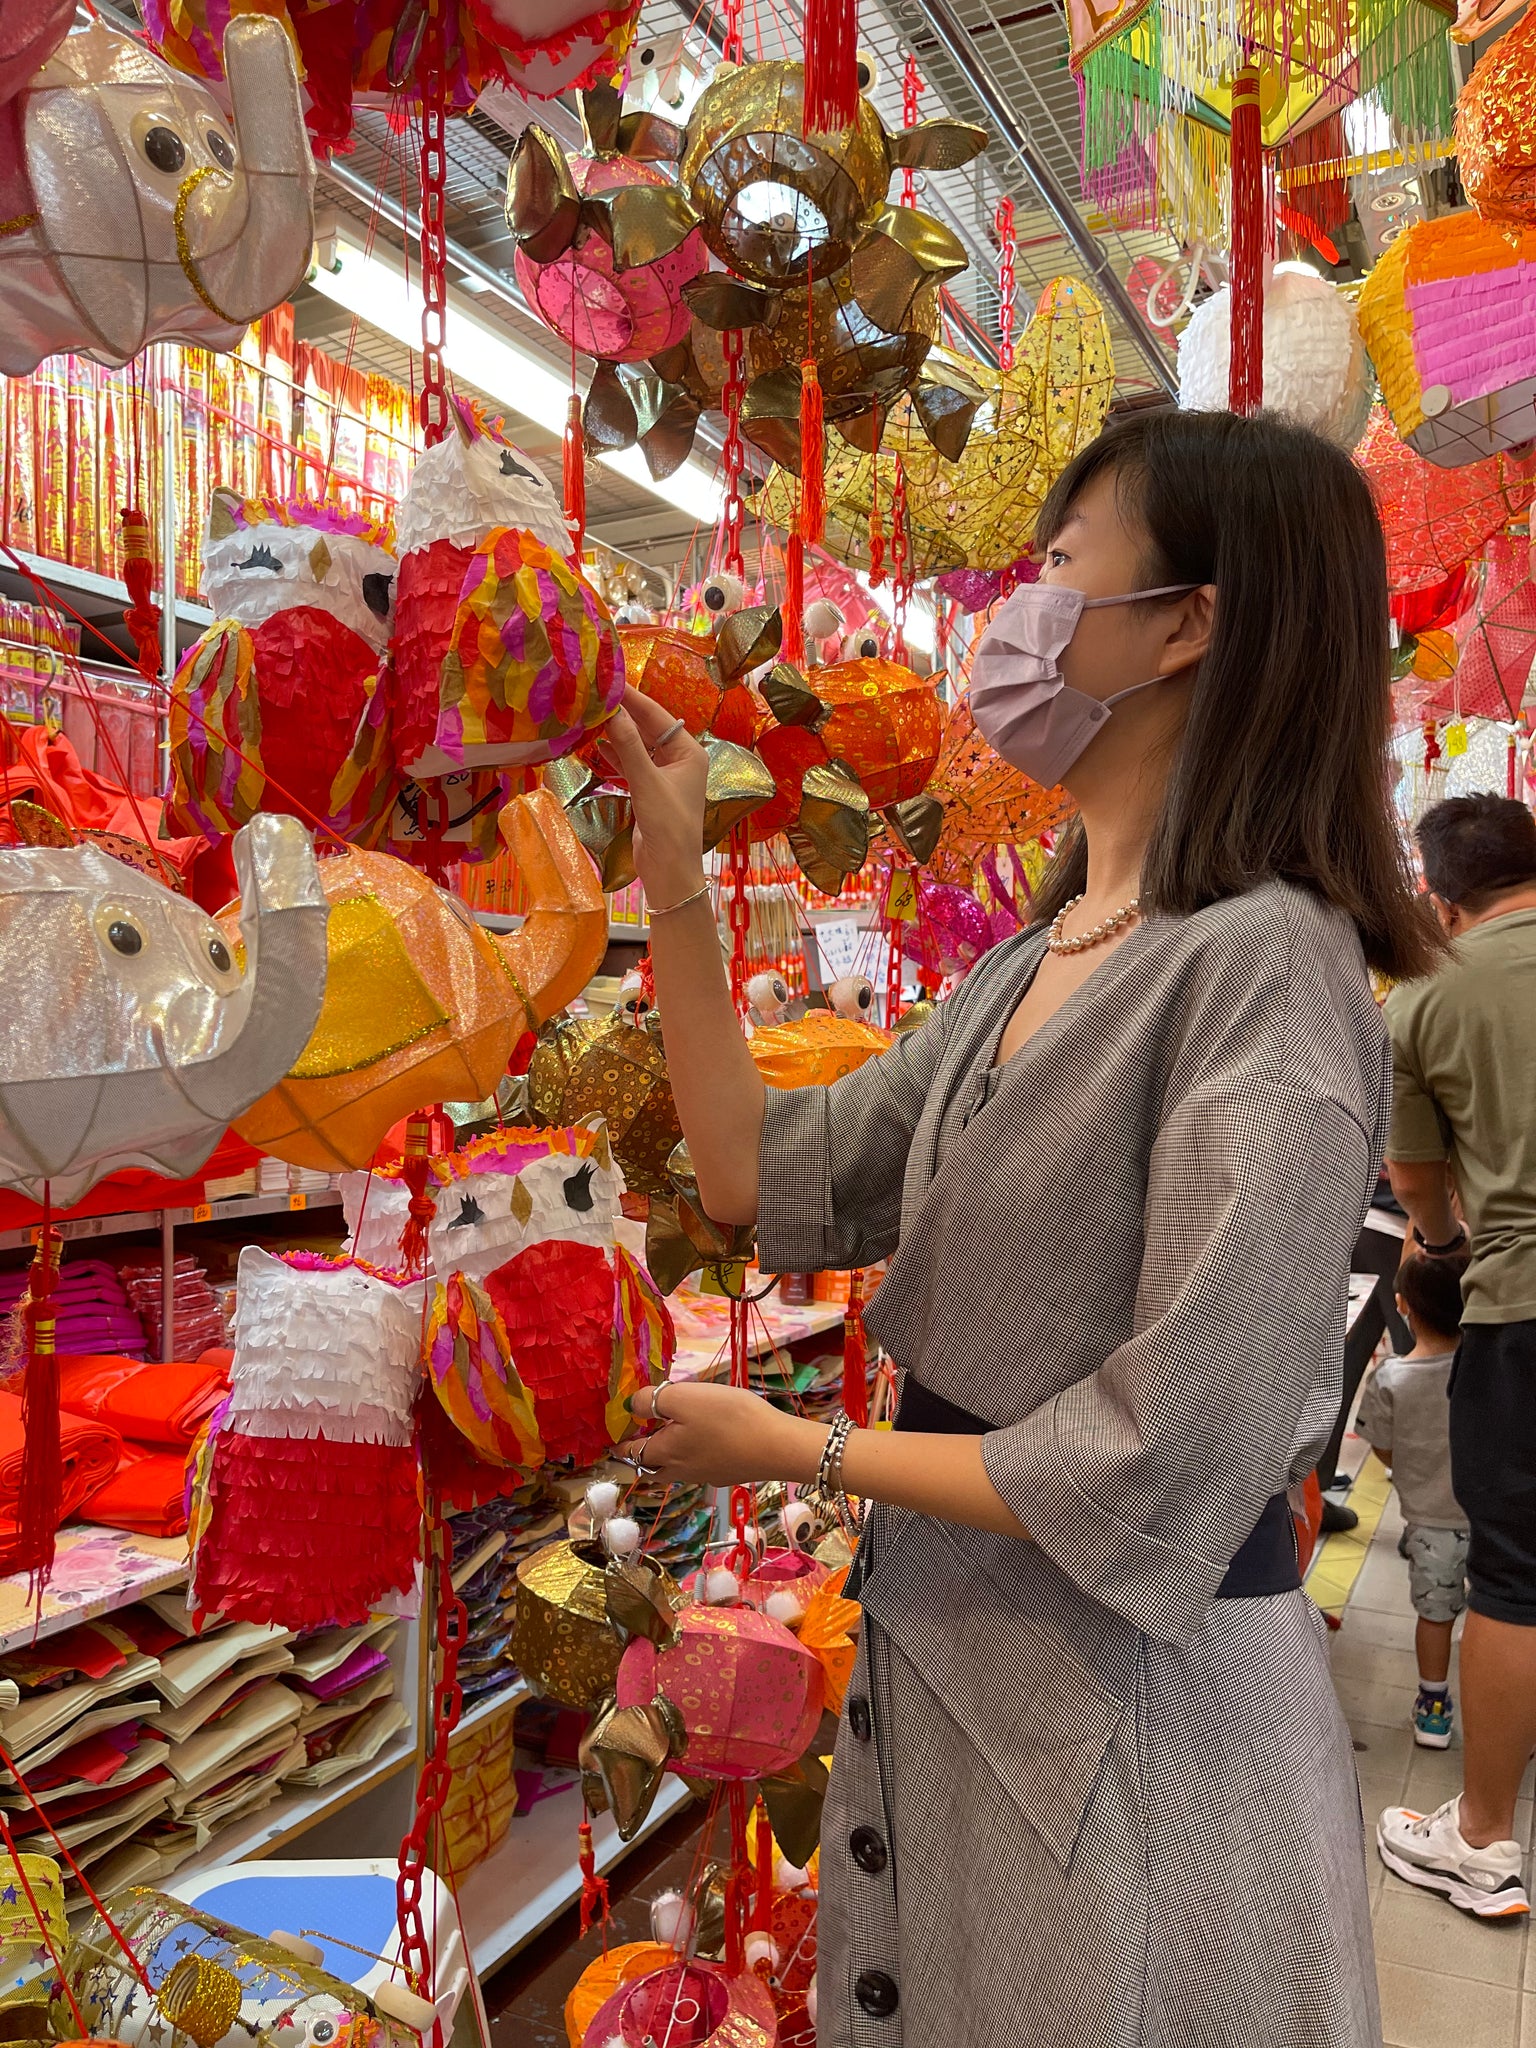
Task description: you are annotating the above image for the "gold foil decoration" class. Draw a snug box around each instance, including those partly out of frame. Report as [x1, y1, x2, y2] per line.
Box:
[514, 1540, 682, 1711]
[158, 1955, 244, 2048]
[790, 759, 871, 896]
[580, 1692, 688, 1839]
[1455, 3, 1536, 225]
[548, 1016, 684, 1197]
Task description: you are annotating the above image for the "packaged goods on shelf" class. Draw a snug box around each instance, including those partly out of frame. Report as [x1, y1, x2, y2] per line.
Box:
[442, 1696, 518, 1875]
[447, 1485, 564, 1706]
[118, 1254, 227, 1359]
[0, 597, 80, 726]
[0, 1258, 146, 1359]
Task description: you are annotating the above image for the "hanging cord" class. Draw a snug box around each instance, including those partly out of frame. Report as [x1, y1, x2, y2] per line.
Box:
[417, 0, 450, 449]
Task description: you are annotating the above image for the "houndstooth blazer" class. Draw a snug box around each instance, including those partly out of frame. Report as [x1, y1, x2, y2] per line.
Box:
[759, 880, 1390, 2048]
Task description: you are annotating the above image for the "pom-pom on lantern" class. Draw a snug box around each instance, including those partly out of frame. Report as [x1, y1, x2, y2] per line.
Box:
[168, 492, 398, 844]
[1178, 263, 1372, 449]
[1357, 214, 1536, 466]
[0, 14, 315, 376]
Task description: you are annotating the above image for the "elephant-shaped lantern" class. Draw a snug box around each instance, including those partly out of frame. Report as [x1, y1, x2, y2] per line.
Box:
[0, 814, 328, 1205]
[0, 12, 316, 376]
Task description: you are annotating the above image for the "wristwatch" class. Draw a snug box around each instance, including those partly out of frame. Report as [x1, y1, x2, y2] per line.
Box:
[1411, 1223, 1468, 1255]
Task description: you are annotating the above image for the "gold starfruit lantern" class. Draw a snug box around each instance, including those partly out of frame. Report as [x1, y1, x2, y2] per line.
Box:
[514, 1537, 681, 1711]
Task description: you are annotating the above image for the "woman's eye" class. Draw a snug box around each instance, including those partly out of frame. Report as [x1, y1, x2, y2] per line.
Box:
[1048, 549, 1069, 568]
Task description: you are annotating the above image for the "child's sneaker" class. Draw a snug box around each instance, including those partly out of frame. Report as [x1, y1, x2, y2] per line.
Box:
[1378, 1797, 1530, 1917]
[1414, 1685, 1455, 1749]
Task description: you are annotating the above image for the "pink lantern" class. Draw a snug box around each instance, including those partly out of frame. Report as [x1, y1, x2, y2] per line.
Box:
[1453, 533, 1536, 721]
[616, 1605, 823, 1781]
[513, 155, 707, 363]
[581, 1961, 778, 2048]
[902, 879, 992, 979]
[685, 1547, 830, 1613]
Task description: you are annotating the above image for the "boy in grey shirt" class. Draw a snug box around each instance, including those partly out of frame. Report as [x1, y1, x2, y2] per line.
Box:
[1358, 1247, 1471, 1748]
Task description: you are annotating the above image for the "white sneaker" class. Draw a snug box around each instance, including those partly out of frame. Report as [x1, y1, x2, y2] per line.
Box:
[1378, 1797, 1530, 1918]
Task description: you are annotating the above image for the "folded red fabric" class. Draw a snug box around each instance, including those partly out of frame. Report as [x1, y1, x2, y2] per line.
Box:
[0, 1393, 121, 1573]
[77, 1445, 192, 1538]
[57, 1355, 229, 1449]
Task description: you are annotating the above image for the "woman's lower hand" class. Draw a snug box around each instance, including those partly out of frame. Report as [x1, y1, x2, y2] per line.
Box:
[622, 1379, 823, 1490]
[598, 687, 711, 909]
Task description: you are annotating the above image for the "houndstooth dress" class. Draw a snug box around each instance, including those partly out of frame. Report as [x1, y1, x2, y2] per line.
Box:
[758, 881, 1388, 2048]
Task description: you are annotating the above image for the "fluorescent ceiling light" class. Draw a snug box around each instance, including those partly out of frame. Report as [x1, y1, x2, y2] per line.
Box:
[857, 571, 937, 658]
[309, 230, 724, 529]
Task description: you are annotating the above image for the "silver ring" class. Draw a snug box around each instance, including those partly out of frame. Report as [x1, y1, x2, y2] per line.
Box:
[651, 1382, 673, 1424]
[634, 1445, 662, 1476]
[651, 717, 686, 754]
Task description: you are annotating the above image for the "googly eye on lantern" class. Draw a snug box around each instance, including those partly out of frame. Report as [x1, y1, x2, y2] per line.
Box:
[827, 973, 876, 1020]
[701, 572, 746, 617]
[200, 121, 236, 170]
[137, 120, 188, 174]
[843, 627, 883, 661]
[306, 2013, 344, 2048]
[855, 48, 880, 90]
[205, 929, 237, 978]
[95, 906, 148, 959]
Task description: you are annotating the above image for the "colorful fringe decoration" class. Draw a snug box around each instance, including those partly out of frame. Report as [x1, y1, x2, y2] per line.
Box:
[564, 390, 587, 559]
[782, 530, 806, 666]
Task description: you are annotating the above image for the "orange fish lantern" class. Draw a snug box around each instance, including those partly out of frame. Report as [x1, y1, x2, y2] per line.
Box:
[748, 1011, 889, 1090]
[229, 789, 605, 1171]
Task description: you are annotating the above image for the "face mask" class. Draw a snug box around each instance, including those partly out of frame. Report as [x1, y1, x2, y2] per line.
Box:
[969, 580, 1198, 788]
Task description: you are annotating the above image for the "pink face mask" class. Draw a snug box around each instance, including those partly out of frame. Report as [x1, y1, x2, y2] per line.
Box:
[969, 580, 1198, 789]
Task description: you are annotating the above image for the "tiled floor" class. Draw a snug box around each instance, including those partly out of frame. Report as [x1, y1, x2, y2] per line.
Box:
[1332, 1454, 1536, 2048]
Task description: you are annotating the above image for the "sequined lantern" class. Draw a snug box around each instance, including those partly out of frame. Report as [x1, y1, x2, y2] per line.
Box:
[1455, 4, 1536, 226]
[0, 16, 315, 376]
[616, 1604, 824, 1781]
[229, 790, 605, 1172]
[748, 1012, 889, 1090]
[65, 1888, 424, 2048]
[536, 1013, 685, 1197]
[1178, 264, 1372, 450]
[189, 1247, 422, 1629]
[169, 493, 397, 844]
[758, 279, 1114, 577]
[0, 816, 326, 1206]
[425, 1118, 671, 1467]
[580, 1962, 778, 2048]
[1354, 402, 1536, 594]
[1358, 215, 1536, 466]
[515, 1538, 683, 1710]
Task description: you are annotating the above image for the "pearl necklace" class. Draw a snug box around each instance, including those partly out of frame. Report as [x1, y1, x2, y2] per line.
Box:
[1047, 893, 1141, 956]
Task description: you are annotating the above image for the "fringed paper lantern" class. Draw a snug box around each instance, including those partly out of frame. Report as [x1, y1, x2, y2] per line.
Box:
[426, 1120, 672, 1466]
[1358, 215, 1536, 467]
[231, 791, 604, 1172]
[0, 16, 314, 377]
[169, 493, 397, 844]
[0, 817, 326, 1206]
[1456, 4, 1536, 227]
[924, 693, 1075, 892]
[757, 279, 1114, 577]
[580, 1962, 778, 2048]
[423, 1271, 545, 1472]
[1354, 403, 1536, 594]
[748, 1012, 889, 1090]
[1178, 264, 1372, 450]
[617, 1605, 824, 1781]
[189, 1248, 422, 1629]
[474, 0, 642, 99]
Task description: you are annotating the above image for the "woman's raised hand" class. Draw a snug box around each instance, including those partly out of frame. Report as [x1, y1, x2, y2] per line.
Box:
[600, 687, 711, 908]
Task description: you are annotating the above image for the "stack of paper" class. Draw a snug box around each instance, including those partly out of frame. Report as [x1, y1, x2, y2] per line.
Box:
[283, 1618, 407, 1786]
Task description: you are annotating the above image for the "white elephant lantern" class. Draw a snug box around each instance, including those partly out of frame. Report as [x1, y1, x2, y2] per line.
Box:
[0, 13, 316, 376]
[0, 814, 328, 1205]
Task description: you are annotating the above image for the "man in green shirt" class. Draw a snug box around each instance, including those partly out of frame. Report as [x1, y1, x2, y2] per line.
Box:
[1378, 794, 1536, 1921]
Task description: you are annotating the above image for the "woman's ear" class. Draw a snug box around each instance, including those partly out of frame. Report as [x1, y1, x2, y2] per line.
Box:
[1157, 583, 1216, 677]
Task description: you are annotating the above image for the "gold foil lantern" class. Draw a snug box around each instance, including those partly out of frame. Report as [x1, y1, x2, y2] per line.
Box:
[549, 1014, 684, 1197]
[514, 1537, 681, 1710]
[230, 789, 605, 1170]
[1456, 5, 1536, 226]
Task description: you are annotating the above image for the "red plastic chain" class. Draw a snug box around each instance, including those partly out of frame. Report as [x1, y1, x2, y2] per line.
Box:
[901, 57, 921, 206]
[395, 1510, 467, 1998]
[418, 0, 450, 449]
[995, 196, 1017, 372]
[890, 455, 911, 663]
[1422, 716, 1441, 778]
[725, 823, 752, 1012]
[721, 326, 748, 582]
[720, 0, 744, 65]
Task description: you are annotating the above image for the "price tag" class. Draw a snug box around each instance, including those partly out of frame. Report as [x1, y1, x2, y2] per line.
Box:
[192, 1203, 211, 1224]
[884, 871, 918, 923]
[289, 1193, 307, 1211]
[814, 917, 865, 985]
[1445, 721, 1468, 758]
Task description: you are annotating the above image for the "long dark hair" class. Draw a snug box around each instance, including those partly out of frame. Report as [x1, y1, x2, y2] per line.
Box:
[1029, 408, 1442, 981]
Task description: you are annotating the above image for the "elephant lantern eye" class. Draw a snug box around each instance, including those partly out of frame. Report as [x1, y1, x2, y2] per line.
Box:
[307, 2018, 341, 2047]
[142, 125, 186, 174]
[107, 919, 143, 957]
[205, 127, 236, 170]
[207, 936, 232, 974]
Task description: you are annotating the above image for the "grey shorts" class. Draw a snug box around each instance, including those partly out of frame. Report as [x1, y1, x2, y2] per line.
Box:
[1405, 1524, 1471, 1624]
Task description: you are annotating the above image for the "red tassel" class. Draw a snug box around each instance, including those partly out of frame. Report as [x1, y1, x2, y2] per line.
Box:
[398, 1110, 438, 1276]
[752, 1799, 774, 1933]
[578, 1819, 610, 1942]
[868, 467, 886, 588]
[119, 509, 162, 686]
[563, 393, 587, 560]
[782, 530, 806, 666]
[802, 0, 860, 134]
[842, 1267, 869, 1427]
[724, 1784, 749, 1975]
[18, 1219, 60, 1589]
[1228, 65, 1265, 417]
[799, 361, 826, 549]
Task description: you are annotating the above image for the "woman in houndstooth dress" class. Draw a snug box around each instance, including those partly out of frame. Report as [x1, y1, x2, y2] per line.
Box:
[609, 409, 1443, 2048]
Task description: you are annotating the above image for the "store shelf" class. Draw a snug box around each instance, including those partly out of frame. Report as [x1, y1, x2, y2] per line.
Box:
[670, 1294, 847, 1380]
[0, 1527, 189, 1656]
[5, 549, 213, 629]
[457, 1770, 693, 1976]
[174, 1732, 420, 1879]
[0, 1188, 342, 1254]
[455, 1677, 529, 1739]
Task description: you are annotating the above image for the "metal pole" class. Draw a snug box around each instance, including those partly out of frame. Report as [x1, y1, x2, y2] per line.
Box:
[320, 158, 537, 321]
[160, 1209, 176, 1363]
[910, 0, 1179, 397]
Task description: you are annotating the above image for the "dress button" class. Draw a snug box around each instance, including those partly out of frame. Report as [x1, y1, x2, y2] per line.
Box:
[848, 1696, 872, 1741]
[850, 1826, 888, 1874]
[855, 1970, 900, 2018]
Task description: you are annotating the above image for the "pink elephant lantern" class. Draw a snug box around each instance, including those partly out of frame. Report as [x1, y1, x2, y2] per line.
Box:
[581, 1960, 778, 2048]
[617, 1605, 824, 1782]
